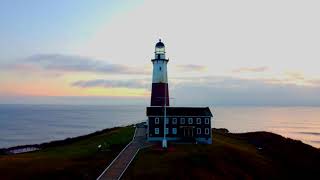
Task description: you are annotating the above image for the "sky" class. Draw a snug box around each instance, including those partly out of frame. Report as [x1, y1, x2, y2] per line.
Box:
[1, 0, 320, 106]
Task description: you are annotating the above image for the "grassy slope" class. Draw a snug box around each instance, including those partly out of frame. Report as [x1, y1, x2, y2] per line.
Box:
[124, 129, 320, 180]
[0, 126, 134, 180]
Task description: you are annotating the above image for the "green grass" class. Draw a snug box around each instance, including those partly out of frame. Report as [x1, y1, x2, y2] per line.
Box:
[0, 126, 135, 180]
[123, 129, 320, 180]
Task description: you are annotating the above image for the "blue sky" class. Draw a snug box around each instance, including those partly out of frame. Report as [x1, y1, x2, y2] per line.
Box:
[0, 0, 141, 60]
[1, 0, 320, 106]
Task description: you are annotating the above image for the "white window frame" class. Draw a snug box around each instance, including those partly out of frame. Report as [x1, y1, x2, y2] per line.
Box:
[172, 118, 177, 124]
[165, 118, 169, 124]
[165, 128, 169, 135]
[188, 118, 193, 124]
[205, 118, 210, 124]
[180, 118, 185, 124]
[197, 128, 201, 134]
[196, 118, 201, 124]
[155, 128, 159, 134]
[155, 117, 159, 124]
[205, 128, 210, 135]
[172, 128, 177, 135]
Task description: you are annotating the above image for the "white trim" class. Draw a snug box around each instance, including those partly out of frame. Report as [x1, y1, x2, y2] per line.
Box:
[97, 126, 137, 180]
[188, 118, 193, 124]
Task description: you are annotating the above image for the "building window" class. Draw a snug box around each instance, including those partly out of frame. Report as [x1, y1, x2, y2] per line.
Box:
[196, 118, 201, 124]
[165, 128, 169, 135]
[205, 118, 210, 124]
[155, 117, 159, 124]
[165, 118, 169, 124]
[205, 128, 210, 135]
[188, 118, 193, 124]
[180, 118, 185, 124]
[197, 128, 201, 134]
[172, 118, 177, 124]
[155, 128, 159, 134]
[172, 128, 177, 135]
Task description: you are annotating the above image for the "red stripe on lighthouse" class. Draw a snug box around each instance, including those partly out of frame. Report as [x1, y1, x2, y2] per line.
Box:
[151, 83, 169, 106]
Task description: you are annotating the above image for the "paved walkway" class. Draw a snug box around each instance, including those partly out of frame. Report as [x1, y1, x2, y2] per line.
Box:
[97, 123, 148, 180]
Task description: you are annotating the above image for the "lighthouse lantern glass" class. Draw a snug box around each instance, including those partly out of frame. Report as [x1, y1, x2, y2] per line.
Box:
[155, 47, 165, 54]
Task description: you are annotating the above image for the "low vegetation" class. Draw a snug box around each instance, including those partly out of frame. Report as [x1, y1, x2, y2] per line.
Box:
[0, 126, 135, 180]
[123, 129, 320, 180]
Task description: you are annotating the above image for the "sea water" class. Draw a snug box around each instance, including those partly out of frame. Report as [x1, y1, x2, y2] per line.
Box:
[0, 104, 319, 148]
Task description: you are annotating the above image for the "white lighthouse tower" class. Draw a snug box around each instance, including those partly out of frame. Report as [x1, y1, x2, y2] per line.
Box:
[150, 39, 170, 106]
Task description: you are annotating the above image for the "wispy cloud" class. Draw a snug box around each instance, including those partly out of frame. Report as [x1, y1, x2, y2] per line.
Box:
[9, 54, 150, 75]
[71, 79, 149, 89]
[232, 66, 269, 73]
[175, 64, 207, 72]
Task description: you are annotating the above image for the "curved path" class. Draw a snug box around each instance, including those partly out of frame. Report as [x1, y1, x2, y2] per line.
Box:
[97, 123, 149, 180]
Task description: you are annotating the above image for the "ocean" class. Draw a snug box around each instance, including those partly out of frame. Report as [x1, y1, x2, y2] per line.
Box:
[0, 104, 319, 148]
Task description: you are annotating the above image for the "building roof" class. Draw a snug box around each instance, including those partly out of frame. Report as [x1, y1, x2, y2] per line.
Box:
[146, 107, 213, 117]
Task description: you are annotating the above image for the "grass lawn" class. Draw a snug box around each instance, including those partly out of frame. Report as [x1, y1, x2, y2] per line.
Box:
[123, 129, 320, 180]
[0, 126, 135, 180]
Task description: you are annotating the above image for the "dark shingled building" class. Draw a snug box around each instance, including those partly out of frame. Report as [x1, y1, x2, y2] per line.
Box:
[146, 107, 213, 144]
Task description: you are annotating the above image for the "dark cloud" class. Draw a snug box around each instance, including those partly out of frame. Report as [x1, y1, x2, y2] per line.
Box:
[72, 79, 149, 89]
[232, 66, 269, 73]
[18, 54, 150, 75]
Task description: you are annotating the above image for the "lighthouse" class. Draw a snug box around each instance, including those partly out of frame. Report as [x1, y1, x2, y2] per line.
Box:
[146, 40, 213, 145]
[150, 39, 170, 106]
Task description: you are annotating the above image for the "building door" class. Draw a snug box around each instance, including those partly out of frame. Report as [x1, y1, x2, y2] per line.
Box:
[183, 127, 194, 137]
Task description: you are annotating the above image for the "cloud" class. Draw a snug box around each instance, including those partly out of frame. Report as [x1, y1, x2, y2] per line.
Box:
[72, 79, 149, 89]
[68, 75, 320, 106]
[10, 54, 150, 75]
[175, 64, 207, 72]
[170, 76, 320, 106]
[232, 66, 269, 73]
